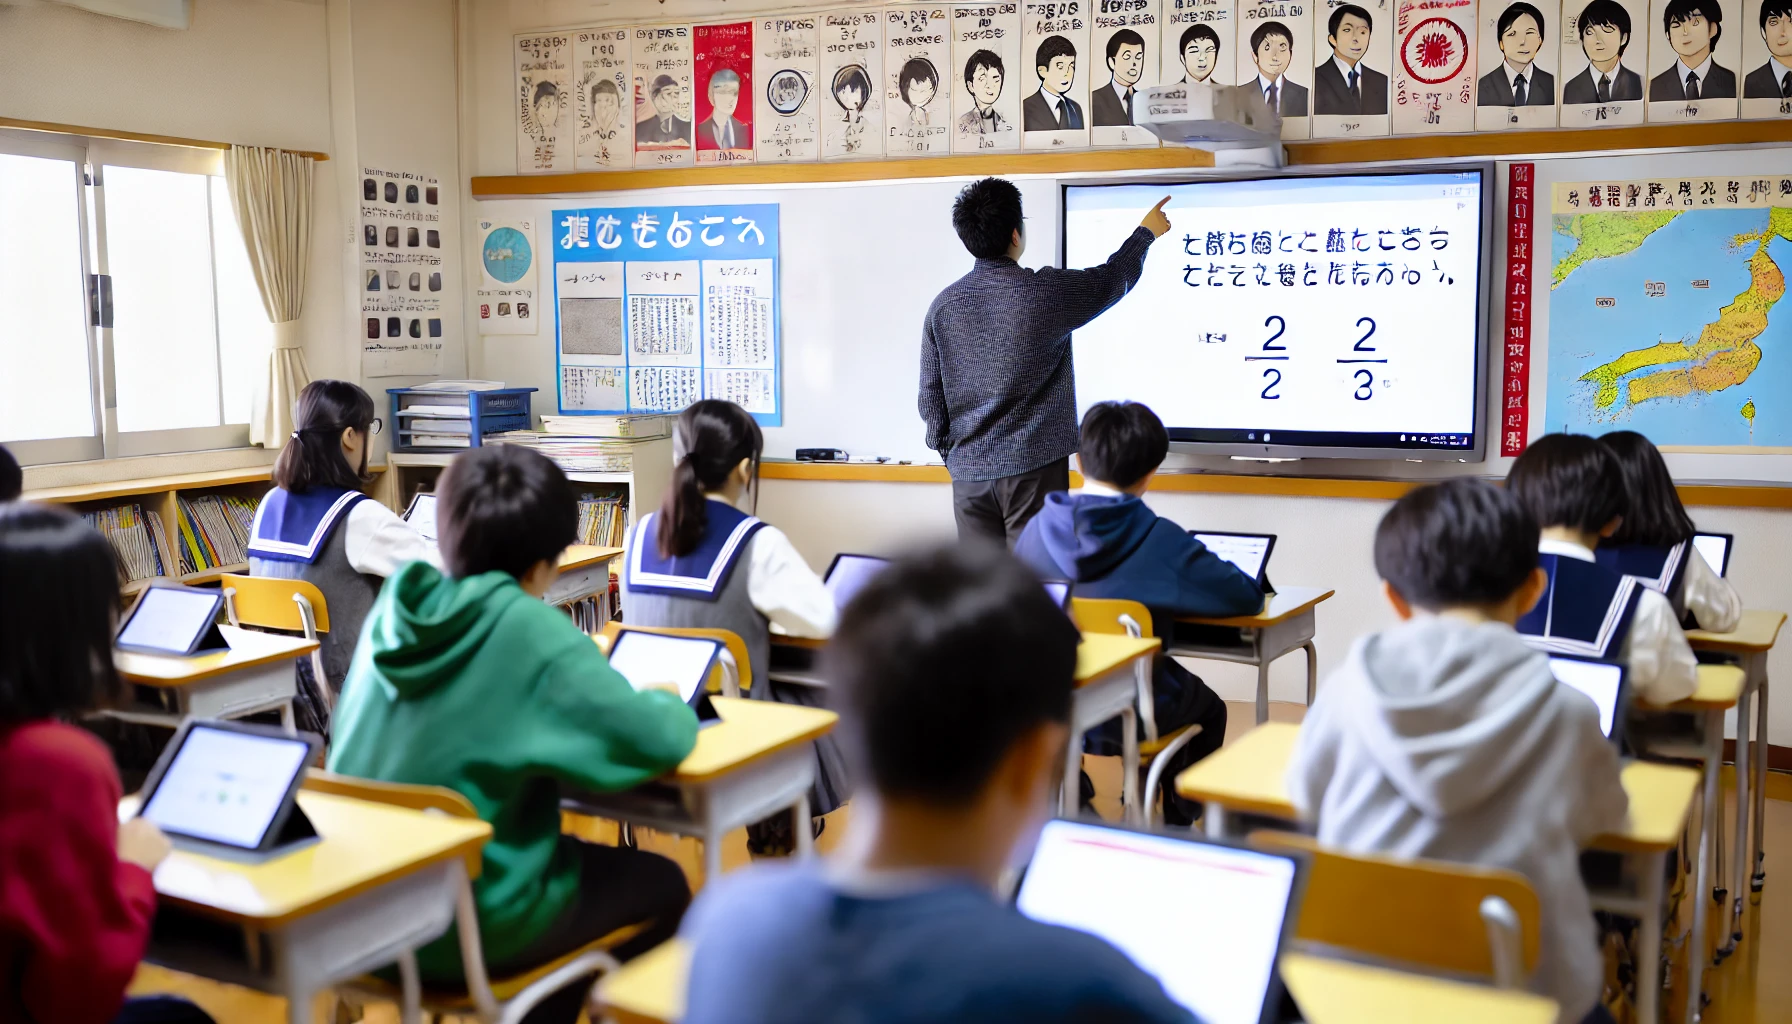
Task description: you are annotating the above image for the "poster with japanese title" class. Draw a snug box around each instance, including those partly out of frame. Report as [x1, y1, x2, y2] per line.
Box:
[1558, 0, 1648, 126]
[1311, 0, 1394, 136]
[1238, 0, 1313, 137]
[1391, 0, 1477, 133]
[1090, 0, 1162, 145]
[1165, 0, 1236, 87]
[886, 5, 954, 152]
[1477, 0, 1560, 129]
[1645, 0, 1740, 121]
[476, 218, 537, 336]
[634, 25, 696, 166]
[575, 29, 633, 170]
[821, 9, 887, 158]
[1741, 0, 1792, 118]
[952, 2, 1025, 151]
[1022, 0, 1092, 148]
[553, 204, 781, 423]
[695, 22, 757, 162]
[516, 34, 572, 173]
[756, 15, 823, 161]
[361, 168, 445, 377]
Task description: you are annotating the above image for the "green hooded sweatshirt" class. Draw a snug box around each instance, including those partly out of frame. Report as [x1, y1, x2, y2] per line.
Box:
[327, 561, 698, 980]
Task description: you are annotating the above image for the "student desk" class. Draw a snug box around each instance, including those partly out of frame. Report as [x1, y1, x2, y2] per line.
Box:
[561, 696, 838, 881]
[1279, 950, 1558, 1024]
[110, 627, 318, 731]
[120, 789, 491, 1024]
[548, 544, 623, 630]
[767, 633, 827, 688]
[1065, 634, 1162, 818]
[1170, 587, 1335, 725]
[1176, 722, 1700, 1024]
[597, 939, 688, 1024]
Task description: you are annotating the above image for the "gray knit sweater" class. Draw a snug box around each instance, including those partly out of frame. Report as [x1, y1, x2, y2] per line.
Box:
[918, 226, 1156, 482]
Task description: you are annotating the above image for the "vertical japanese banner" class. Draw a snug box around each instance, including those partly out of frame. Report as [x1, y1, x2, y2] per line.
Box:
[1237, 0, 1313, 138]
[1022, 0, 1093, 149]
[1391, 0, 1475, 132]
[1089, 0, 1161, 147]
[553, 205, 782, 425]
[952, 2, 1025, 151]
[886, 5, 953, 153]
[516, 34, 572, 173]
[634, 26, 696, 167]
[696, 22, 757, 163]
[756, 14, 823, 162]
[821, 9, 886, 159]
[1558, 0, 1647, 126]
[1501, 162, 1535, 457]
[1164, 0, 1236, 89]
[1311, 0, 1393, 137]
[575, 29, 633, 171]
[1645, 0, 1740, 121]
[1476, 0, 1560, 130]
[1741, 0, 1792, 119]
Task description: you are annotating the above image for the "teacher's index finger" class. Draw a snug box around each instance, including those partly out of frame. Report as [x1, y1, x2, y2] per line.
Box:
[1149, 196, 1172, 214]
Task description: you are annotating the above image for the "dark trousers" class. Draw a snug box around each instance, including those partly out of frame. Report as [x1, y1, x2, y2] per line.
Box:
[950, 459, 1070, 547]
[113, 997, 216, 1024]
[484, 839, 691, 1024]
[1083, 659, 1226, 826]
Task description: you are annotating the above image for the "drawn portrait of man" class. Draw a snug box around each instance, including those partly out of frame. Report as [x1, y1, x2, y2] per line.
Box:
[1479, 2, 1557, 104]
[589, 77, 622, 136]
[1249, 21, 1309, 114]
[1563, 0, 1645, 101]
[834, 64, 873, 123]
[958, 48, 1009, 133]
[1024, 35, 1085, 128]
[1314, 4, 1389, 114]
[1745, 0, 1792, 96]
[697, 67, 751, 149]
[1092, 29, 1147, 123]
[901, 57, 941, 125]
[1649, 0, 1736, 98]
[523, 80, 562, 139]
[637, 74, 693, 143]
[1178, 23, 1222, 83]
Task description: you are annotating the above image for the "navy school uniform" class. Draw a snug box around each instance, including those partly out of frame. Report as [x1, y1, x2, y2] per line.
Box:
[1514, 553, 1643, 660]
[1596, 541, 1690, 619]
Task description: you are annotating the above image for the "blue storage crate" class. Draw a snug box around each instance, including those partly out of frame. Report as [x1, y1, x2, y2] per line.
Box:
[388, 386, 538, 452]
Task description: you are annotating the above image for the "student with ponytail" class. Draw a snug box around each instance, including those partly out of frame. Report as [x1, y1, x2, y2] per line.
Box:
[1596, 430, 1741, 632]
[622, 400, 845, 853]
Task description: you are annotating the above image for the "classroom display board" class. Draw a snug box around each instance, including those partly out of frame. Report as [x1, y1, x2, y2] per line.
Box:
[475, 217, 538, 336]
[361, 167, 446, 377]
[552, 203, 782, 423]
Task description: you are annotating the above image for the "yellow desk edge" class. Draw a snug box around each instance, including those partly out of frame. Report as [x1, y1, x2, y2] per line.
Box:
[1074, 634, 1160, 683]
[1178, 587, 1337, 628]
[673, 696, 838, 782]
[115, 633, 319, 686]
[1640, 663, 1747, 712]
[1686, 608, 1787, 653]
[1280, 951, 1558, 1024]
[598, 938, 688, 1024]
[559, 545, 624, 572]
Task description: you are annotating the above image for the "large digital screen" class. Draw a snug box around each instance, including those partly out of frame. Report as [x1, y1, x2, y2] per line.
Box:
[1062, 168, 1489, 460]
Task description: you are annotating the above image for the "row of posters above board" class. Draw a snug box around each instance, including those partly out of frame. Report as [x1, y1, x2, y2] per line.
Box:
[514, 0, 1792, 171]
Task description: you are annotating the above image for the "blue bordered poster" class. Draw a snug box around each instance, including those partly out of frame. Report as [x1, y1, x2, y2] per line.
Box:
[552, 203, 781, 425]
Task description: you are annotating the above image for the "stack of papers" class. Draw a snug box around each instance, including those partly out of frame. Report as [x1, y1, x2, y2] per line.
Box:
[494, 431, 634, 474]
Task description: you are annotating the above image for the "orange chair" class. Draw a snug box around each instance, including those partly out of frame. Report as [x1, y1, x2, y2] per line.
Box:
[222, 574, 331, 733]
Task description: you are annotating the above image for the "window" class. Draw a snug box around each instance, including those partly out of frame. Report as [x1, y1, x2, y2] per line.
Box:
[0, 132, 273, 464]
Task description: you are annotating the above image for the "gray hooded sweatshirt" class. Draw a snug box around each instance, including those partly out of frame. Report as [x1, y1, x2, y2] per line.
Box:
[1287, 616, 1629, 1023]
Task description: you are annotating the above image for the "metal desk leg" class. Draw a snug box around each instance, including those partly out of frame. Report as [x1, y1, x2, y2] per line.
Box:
[794, 793, 814, 858]
[397, 950, 422, 1024]
[1724, 686, 1753, 956]
[1636, 849, 1666, 1024]
[1752, 667, 1770, 895]
[1254, 653, 1271, 726]
[1686, 712, 1721, 1024]
[1121, 706, 1140, 825]
[702, 824, 724, 885]
[1062, 728, 1083, 817]
[1302, 641, 1318, 707]
[1205, 804, 1230, 840]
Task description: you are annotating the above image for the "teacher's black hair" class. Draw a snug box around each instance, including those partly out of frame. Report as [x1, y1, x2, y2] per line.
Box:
[0, 502, 124, 723]
[1601, 431, 1697, 547]
[951, 177, 1024, 259]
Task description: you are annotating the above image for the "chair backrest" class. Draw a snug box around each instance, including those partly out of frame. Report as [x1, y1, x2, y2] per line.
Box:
[597, 622, 754, 698]
[222, 574, 331, 634]
[1071, 597, 1155, 640]
[303, 769, 482, 877]
[1250, 831, 1542, 984]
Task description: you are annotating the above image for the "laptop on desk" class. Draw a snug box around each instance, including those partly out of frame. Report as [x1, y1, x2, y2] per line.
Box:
[1191, 531, 1277, 594]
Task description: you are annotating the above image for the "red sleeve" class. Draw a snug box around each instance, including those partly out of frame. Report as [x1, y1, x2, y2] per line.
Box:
[0, 723, 157, 1024]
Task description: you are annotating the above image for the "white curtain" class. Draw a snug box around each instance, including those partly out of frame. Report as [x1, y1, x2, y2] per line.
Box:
[224, 145, 315, 448]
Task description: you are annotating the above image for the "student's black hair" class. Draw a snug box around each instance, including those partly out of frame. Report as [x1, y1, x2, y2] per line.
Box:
[437, 445, 577, 580]
[823, 542, 1080, 806]
[533, 80, 559, 104]
[964, 48, 1005, 87]
[0, 502, 123, 723]
[658, 399, 763, 559]
[1329, 3, 1374, 38]
[1106, 28, 1147, 63]
[1252, 20, 1296, 51]
[651, 74, 679, 97]
[273, 379, 375, 494]
[1762, 0, 1792, 29]
[591, 78, 619, 99]
[1374, 479, 1540, 610]
[1078, 401, 1168, 490]
[1498, 1, 1548, 40]
[1664, 0, 1722, 43]
[0, 443, 20, 502]
[951, 177, 1025, 259]
[1036, 34, 1078, 73]
[1578, 0, 1632, 44]
[1506, 432, 1626, 535]
[833, 64, 872, 108]
[900, 57, 939, 103]
[1601, 431, 1696, 547]
[1182, 23, 1223, 56]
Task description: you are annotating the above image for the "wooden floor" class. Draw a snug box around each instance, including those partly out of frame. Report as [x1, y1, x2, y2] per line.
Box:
[130, 700, 1792, 1023]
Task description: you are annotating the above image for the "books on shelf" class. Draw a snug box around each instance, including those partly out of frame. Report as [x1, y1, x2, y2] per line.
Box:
[82, 504, 171, 584]
[576, 495, 628, 548]
[173, 493, 259, 575]
[494, 431, 634, 474]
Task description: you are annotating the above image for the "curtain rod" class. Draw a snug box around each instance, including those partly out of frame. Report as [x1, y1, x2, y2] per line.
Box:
[0, 117, 330, 161]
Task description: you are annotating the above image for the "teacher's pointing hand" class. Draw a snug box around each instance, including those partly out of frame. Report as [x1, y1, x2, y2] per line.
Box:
[1140, 196, 1173, 239]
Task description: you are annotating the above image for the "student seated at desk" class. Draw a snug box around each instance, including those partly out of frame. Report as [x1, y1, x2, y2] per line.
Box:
[1288, 479, 1628, 1024]
[1596, 430, 1741, 633]
[247, 380, 437, 705]
[0, 443, 18, 502]
[0, 504, 215, 1024]
[621, 399, 843, 855]
[1507, 433, 1698, 705]
[328, 445, 698, 1024]
[680, 543, 1192, 1024]
[1015, 401, 1261, 825]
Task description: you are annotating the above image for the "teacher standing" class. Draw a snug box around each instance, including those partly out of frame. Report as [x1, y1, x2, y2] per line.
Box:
[919, 177, 1172, 544]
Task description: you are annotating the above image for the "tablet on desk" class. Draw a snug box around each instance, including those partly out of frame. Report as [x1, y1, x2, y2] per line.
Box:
[136, 719, 321, 860]
[116, 585, 229, 656]
[606, 630, 725, 725]
[403, 491, 438, 542]
[1042, 579, 1072, 611]
[1191, 531, 1277, 589]
[1692, 532, 1732, 578]
[1016, 819, 1303, 1024]
[1548, 655, 1628, 743]
[823, 553, 890, 610]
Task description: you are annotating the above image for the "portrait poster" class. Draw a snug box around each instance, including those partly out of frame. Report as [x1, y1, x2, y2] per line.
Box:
[1476, 0, 1561, 128]
[1741, 0, 1792, 117]
[1090, 0, 1162, 146]
[362, 168, 445, 377]
[516, 33, 572, 173]
[756, 15, 822, 162]
[1022, 0, 1093, 148]
[476, 218, 537, 336]
[1238, 0, 1313, 137]
[695, 22, 757, 163]
[952, 2, 1025, 151]
[886, 5, 954, 153]
[1645, 0, 1740, 120]
[821, 9, 886, 158]
[1164, 0, 1238, 89]
[1391, 0, 1476, 132]
[1311, 0, 1394, 136]
[633, 25, 696, 167]
[574, 28, 633, 171]
[1559, 0, 1648, 125]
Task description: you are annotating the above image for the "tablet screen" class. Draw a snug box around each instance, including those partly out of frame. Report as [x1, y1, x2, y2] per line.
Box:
[608, 631, 721, 703]
[117, 587, 221, 655]
[1043, 580, 1071, 608]
[404, 492, 438, 541]
[1017, 820, 1297, 1024]
[140, 725, 312, 849]
[1193, 533, 1274, 583]
[1693, 533, 1730, 578]
[825, 554, 890, 610]
[1549, 656, 1623, 738]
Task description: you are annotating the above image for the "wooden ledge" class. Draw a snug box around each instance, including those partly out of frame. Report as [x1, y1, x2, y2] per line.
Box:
[1286, 119, 1792, 166]
[0, 117, 329, 161]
